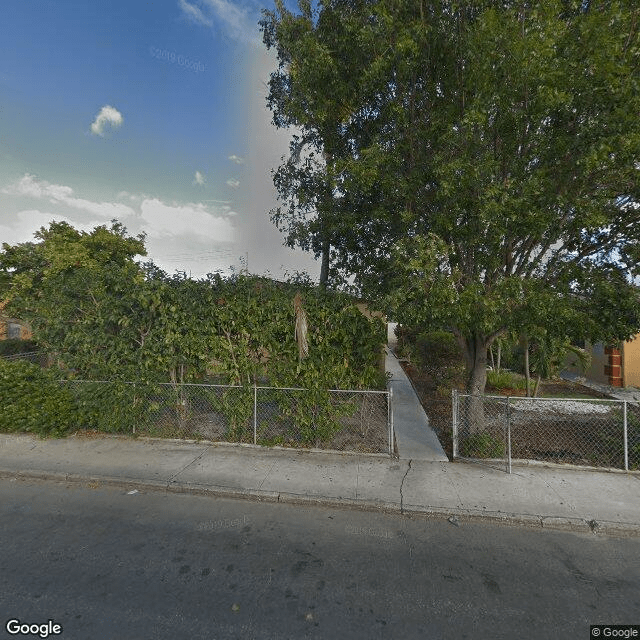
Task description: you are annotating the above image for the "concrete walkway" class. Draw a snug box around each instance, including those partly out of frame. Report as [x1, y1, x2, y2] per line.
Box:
[386, 321, 448, 461]
[1, 433, 638, 537]
[386, 348, 448, 461]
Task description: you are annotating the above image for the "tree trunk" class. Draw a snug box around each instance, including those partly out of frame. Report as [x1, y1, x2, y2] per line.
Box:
[533, 374, 541, 398]
[463, 334, 489, 396]
[457, 333, 489, 434]
[496, 341, 502, 372]
[319, 148, 333, 289]
[319, 238, 330, 288]
[523, 335, 531, 397]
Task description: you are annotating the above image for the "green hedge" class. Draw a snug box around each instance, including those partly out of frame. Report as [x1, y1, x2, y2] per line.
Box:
[0, 359, 77, 437]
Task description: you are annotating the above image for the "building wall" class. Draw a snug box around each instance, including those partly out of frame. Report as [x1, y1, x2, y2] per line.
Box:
[590, 342, 611, 385]
[566, 336, 640, 388]
[565, 341, 609, 385]
[623, 334, 640, 388]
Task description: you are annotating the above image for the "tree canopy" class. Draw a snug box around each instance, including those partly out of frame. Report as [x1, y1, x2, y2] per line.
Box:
[0, 221, 385, 389]
[261, 0, 640, 393]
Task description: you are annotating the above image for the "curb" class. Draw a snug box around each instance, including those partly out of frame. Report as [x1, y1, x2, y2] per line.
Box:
[2, 468, 639, 538]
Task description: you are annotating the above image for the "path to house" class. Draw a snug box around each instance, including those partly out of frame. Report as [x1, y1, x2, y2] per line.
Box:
[386, 323, 449, 461]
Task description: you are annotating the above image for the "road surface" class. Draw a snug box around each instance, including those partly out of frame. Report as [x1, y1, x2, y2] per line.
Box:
[0, 477, 638, 639]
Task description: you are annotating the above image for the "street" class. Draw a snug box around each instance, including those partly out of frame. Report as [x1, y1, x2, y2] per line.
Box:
[0, 477, 638, 639]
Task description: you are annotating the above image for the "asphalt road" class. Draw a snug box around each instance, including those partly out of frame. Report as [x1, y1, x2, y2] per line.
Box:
[0, 477, 638, 640]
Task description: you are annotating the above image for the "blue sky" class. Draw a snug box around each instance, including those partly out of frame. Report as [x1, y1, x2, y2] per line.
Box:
[0, 0, 317, 279]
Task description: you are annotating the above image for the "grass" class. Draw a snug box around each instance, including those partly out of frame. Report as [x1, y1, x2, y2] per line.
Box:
[460, 432, 505, 459]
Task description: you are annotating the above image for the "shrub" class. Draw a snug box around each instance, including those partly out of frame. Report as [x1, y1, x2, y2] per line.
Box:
[486, 370, 527, 391]
[397, 328, 464, 389]
[461, 432, 505, 458]
[414, 330, 461, 367]
[65, 380, 158, 434]
[0, 359, 77, 437]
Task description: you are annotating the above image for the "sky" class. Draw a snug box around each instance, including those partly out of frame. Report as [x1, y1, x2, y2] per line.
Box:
[0, 0, 319, 280]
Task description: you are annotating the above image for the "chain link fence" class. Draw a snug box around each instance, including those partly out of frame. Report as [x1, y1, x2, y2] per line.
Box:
[452, 390, 640, 472]
[60, 381, 393, 455]
[1, 351, 45, 365]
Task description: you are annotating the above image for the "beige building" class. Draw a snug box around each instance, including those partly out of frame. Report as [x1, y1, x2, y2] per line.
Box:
[566, 336, 640, 388]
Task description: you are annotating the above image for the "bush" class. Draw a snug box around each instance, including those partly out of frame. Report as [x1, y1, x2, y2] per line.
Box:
[0, 359, 78, 437]
[65, 380, 158, 434]
[486, 370, 527, 391]
[414, 330, 461, 367]
[461, 432, 505, 458]
[396, 327, 465, 393]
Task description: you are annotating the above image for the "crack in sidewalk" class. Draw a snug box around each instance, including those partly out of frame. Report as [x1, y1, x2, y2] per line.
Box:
[400, 460, 412, 513]
[167, 445, 211, 485]
[442, 463, 463, 507]
[257, 460, 279, 490]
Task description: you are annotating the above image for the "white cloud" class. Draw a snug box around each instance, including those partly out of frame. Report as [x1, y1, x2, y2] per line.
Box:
[178, 0, 214, 26]
[90, 105, 124, 136]
[179, 0, 261, 44]
[228, 154, 244, 164]
[226, 179, 240, 189]
[140, 198, 234, 242]
[3, 174, 135, 218]
[193, 171, 206, 186]
[117, 191, 147, 203]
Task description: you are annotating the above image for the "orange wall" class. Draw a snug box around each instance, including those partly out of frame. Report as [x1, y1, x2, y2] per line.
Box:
[623, 335, 640, 388]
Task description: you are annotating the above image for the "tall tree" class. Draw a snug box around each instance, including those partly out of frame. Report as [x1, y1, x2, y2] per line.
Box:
[263, 0, 640, 394]
[261, 0, 377, 286]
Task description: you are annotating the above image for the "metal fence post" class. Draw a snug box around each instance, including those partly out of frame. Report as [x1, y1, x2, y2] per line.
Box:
[253, 383, 257, 445]
[623, 400, 628, 472]
[452, 389, 458, 459]
[388, 387, 394, 456]
[506, 395, 512, 475]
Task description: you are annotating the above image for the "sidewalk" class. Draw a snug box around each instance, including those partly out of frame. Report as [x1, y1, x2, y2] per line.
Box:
[1, 433, 639, 537]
